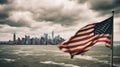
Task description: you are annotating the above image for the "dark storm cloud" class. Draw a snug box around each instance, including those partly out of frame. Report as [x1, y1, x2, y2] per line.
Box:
[88, 0, 120, 16]
[0, 20, 6, 24]
[0, 1, 31, 27]
[0, 0, 93, 27]
[0, 5, 11, 20]
[0, 0, 8, 4]
[40, 16, 76, 26]
[0, 20, 30, 27]
[24, 0, 84, 26]
[76, 0, 88, 3]
[35, 8, 80, 26]
[7, 21, 30, 27]
[0, 13, 8, 19]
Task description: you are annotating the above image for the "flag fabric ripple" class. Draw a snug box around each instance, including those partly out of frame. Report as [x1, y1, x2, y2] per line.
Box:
[58, 16, 113, 59]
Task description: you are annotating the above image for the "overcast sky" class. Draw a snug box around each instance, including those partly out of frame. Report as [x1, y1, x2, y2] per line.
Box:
[0, 0, 120, 41]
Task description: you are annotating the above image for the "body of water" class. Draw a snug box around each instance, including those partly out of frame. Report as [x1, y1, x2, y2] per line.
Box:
[0, 45, 120, 67]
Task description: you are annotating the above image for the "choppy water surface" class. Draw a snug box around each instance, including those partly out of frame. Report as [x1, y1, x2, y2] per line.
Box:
[0, 45, 120, 67]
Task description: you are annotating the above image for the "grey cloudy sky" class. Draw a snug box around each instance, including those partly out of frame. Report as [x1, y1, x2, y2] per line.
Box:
[0, 0, 120, 41]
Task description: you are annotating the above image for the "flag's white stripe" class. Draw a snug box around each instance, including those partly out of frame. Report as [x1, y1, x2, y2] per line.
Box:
[98, 37, 111, 40]
[62, 34, 110, 47]
[61, 41, 92, 52]
[67, 35, 97, 46]
[82, 24, 95, 30]
[96, 42, 110, 45]
[76, 28, 94, 35]
[70, 41, 92, 51]
[68, 35, 98, 46]
[83, 46, 92, 51]
[61, 39, 111, 52]
[93, 35, 111, 46]
[105, 43, 111, 47]
[95, 41, 111, 46]
[95, 42, 109, 45]
[61, 48, 68, 52]
[72, 33, 94, 41]
[68, 36, 97, 46]
[97, 34, 110, 37]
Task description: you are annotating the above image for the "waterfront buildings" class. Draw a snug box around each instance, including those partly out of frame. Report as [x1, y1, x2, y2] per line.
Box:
[0, 31, 65, 45]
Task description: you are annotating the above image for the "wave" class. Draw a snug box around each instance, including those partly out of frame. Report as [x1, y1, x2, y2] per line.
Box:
[42, 50, 61, 53]
[12, 50, 46, 56]
[76, 55, 110, 64]
[0, 58, 16, 62]
[75, 55, 96, 61]
[40, 61, 80, 67]
[0, 50, 2, 52]
[114, 56, 120, 58]
[75, 55, 120, 67]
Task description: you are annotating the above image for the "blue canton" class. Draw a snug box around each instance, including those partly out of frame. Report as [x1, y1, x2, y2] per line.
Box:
[94, 16, 113, 35]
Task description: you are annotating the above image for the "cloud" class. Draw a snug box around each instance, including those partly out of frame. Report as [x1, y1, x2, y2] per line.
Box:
[0, 13, 31, 27]
[0, 13, 8, 19]
[7, 11, 33, 27]
[87, 0, 120, 16]
[0, 0, 91, 27]
[0, 0, 120, 41]
[85, 0, 120, 37]
[0, 4, 10, 19]
[11, 0, 83, 26]
[75, 0, 88, 3]
[0, 0, 8, 4]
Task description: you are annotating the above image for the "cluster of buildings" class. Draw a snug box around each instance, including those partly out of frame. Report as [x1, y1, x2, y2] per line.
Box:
[0, 31, 65, 45]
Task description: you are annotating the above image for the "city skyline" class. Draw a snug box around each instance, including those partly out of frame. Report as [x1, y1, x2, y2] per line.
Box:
[0, 0, 120, 41]
[0, 31, 65, 45]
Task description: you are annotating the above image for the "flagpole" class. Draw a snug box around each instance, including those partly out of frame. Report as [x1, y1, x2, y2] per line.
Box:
[111, 11, 114, 67]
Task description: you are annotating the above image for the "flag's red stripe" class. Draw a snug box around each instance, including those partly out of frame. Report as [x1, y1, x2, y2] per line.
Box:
[71, 34, 111, 42]
[59, 35, 110, 49]
[76, 30, 93, 36]
[59, 41, 91, 49]
[60, 36, 98, 48]
[105, 45, 111, 48]
[61, 40, 92, 48]
[64, 35, 110, 46]
[58, 21, 112, 56]
[83, 42, 96, 51]
[65, 35, 94, 44]
[96, 40, 111, 44]
[98, 36, 111, 39]
[81, 23, 95, 29]
[60, 37, 111, 55]
[65, 38, 110, 53]
[67, 37, 111, 49]
[76, 27, 94, 34]
[70, 31, 94, 40]
[64, 42, 95, 53]
[96, 40, 111, 48]
[74, 30, 93, 38]
[64, 47, 89, 53]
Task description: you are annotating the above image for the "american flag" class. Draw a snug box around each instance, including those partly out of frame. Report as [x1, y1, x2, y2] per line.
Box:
[58, 16, 113, 59]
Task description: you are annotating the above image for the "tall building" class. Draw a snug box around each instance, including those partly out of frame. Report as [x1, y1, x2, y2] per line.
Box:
[52, 31, 54, 39]
[13, 33, 16, 44]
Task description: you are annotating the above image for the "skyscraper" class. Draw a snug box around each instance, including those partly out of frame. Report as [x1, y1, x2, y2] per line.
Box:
[52, 31, 54, 39]
[13, 33, 16, 44]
